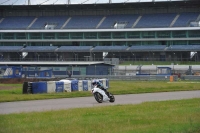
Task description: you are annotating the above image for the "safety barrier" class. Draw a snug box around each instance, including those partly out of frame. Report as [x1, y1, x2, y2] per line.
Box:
[22, 78, 109, 94]
[22, 82, 32, 94]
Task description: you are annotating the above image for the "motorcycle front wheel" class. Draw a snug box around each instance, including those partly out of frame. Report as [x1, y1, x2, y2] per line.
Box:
[94, 92, 103, 103]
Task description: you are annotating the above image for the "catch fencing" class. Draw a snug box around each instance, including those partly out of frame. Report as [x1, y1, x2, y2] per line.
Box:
[59, 75, 179, 81]
[1, 75, 200, 81]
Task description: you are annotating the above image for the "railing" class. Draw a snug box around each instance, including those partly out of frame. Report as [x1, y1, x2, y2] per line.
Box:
[0, 58, 104, 62]
[1, 74, 200, 81]
[67, 75, 179, 81]
[0, 75, 177, 81]
[0, 57, 200, 65]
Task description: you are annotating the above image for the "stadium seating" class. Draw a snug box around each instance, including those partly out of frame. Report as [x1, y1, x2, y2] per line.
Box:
[64, 15, 103, 29]
[0, 16, 35, 29]
[135, 13, 176, 28]
[57, 46, 93, 52]
[92, 46, 128, 52]
[22, 46, 58, 52]
[30, 16, 68, 29]
[0, 46, 23, 52]
[129, 45, 166, 51]
[99, 14, 139, 29]
[0, 13, 199, 29]
[173, 12, 199, 27]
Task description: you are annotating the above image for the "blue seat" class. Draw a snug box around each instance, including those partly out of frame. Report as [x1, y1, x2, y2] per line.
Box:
[0, 16, 35, 29]
[135, 13, 176, 28]
[99, 14, 139, 29]
[173, 12, 199, 27]
[30, 16, 68, 29]
[65, 15, 103, 29]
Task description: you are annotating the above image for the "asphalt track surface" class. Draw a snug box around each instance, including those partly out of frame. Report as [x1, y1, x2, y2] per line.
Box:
[0, 90, 200, 114]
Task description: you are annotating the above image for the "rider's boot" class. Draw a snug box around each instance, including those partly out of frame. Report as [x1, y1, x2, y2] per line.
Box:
[100, 86, 110, 97]
[103, 89, 110, 97]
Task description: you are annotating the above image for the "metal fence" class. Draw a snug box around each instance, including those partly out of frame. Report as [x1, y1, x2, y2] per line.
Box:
[180, 75, 200, 81]
[49, 75, 200, 81]
[1, 75, 200, 81]
[41, 75, 178, 81]
[0, 57, 200, 64]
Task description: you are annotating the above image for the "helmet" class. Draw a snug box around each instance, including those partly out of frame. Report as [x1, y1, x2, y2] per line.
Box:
[92, 80, 97, 86]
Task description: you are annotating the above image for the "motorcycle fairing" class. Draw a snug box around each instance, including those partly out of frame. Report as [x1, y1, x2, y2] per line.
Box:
[92, 86, 110, 101]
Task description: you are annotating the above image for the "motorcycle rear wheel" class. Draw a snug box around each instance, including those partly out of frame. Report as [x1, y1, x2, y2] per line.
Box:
[94, 92, 103, 103]
[109, 93, 115, 103]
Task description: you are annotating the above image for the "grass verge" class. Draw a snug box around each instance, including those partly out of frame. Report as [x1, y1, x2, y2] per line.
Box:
[0, 81, 200, 102]
[0, 98, 199, 133]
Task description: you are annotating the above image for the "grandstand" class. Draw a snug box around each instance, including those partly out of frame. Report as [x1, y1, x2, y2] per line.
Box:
[0, 0, 200, 77]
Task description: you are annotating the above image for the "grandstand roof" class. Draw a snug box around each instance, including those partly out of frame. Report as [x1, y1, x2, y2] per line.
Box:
[92, 46, 128, 52]
[22, 46, 58, 52]
[0, 1, 199, 11]
[0, 46, 23, 52]
[129, 45, 166, 52]
[57, 46, 92, 52]
[167, 45, 200, 51]
[0, 61, 114, 66]
[0, 0, 190, 5]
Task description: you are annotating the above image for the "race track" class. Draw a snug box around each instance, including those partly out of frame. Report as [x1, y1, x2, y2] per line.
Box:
[0, 90, 200, 114]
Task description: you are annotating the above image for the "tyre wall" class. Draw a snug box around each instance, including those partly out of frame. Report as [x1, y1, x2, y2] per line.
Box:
[23, 78, 109, 94]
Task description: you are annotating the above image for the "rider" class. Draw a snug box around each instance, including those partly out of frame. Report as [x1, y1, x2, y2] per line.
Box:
[92, 79, 109, 96]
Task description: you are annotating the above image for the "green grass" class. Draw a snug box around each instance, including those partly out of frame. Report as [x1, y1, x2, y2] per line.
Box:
[0, 98, 199, 133]
[111, 81, 200, 95]
[0, 81, 200, 102]
[0, 84, 22, 94]
[119, 61, 200, 65]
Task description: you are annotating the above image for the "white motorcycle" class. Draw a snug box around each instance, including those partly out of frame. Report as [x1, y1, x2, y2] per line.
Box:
[91, 85, 115, 103]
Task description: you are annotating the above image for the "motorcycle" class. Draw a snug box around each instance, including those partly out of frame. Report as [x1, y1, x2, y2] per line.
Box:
[91, 85, 115, 103]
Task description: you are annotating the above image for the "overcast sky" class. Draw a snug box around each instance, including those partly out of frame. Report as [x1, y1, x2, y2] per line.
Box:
[0, 0, 184, 5]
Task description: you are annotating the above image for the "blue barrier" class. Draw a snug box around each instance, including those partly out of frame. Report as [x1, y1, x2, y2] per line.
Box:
[24, 79, 109, 94]
[71, 79, 78, 91]
[55, 81, 64, 92]
[82, 80, 88, 91]
[32, 82, 47, 94]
